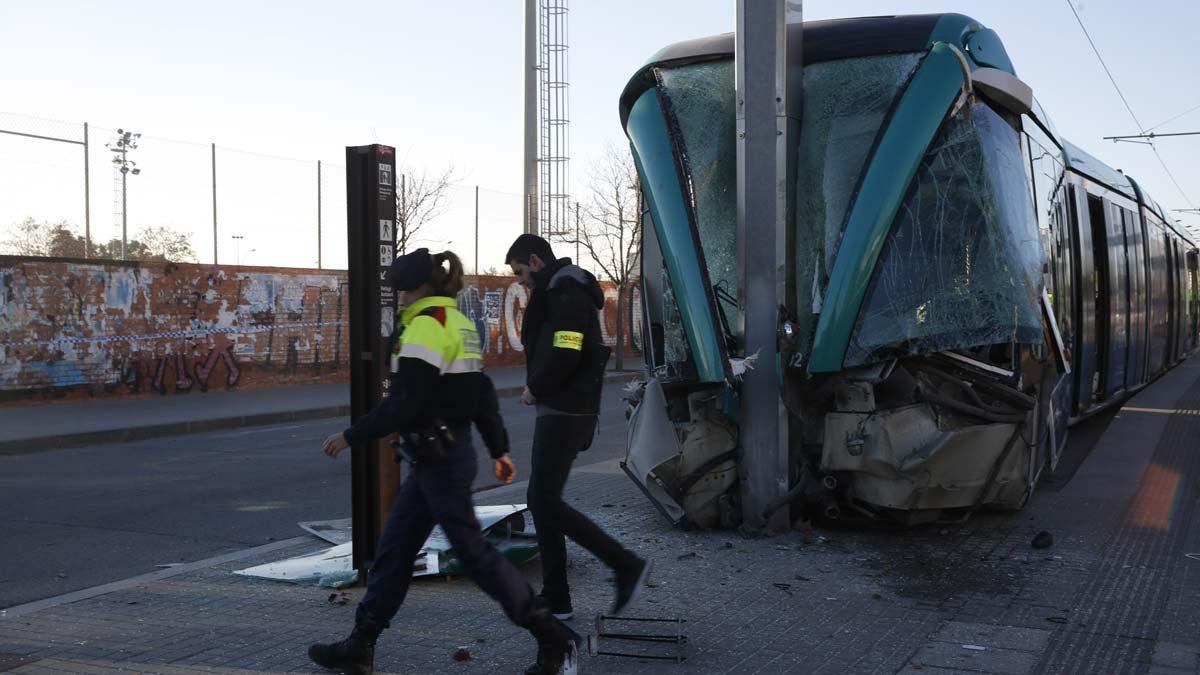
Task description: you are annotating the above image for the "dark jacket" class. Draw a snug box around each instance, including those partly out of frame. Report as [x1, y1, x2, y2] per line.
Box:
[343, 296, 509, 459]
[522, 258, 612, 415]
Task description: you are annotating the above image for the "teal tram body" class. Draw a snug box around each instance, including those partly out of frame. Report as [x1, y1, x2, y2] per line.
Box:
[619, 14, 1200, 527]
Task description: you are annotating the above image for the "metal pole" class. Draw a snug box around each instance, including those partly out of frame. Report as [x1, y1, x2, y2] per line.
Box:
[575, 202, 580, 262]
[399, 174, 406, 254]
[735, 0, 796, 534]
[212, 142, 218, 265]
[120, 153, 128, 261]
[83, 122, 91, 258]
[474, 185, 479, 274]
[317, 160, 323, 269]
[523, 0, 539, 235]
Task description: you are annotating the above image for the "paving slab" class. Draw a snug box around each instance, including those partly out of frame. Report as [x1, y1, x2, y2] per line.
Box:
[1, 358, 1199, 673]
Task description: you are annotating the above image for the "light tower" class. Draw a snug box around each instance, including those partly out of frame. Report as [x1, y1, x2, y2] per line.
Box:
[107, 129, 141, 260]
[522, 0, 570, 237]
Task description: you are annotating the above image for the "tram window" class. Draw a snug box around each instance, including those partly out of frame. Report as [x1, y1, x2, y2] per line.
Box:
[789, 52, 922, 355]
[657, 61, 739, 326]
[660, 267, 696, 379]
[845, 103, 1044, 366]
[1086, 194, 1109, 396]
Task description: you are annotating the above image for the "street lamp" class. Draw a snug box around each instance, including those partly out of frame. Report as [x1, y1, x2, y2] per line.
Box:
[232, 235, 244, 266]
[107, 129, 141, 260]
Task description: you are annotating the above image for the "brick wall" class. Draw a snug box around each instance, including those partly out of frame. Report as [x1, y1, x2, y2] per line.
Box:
[0, 257, 641, 405]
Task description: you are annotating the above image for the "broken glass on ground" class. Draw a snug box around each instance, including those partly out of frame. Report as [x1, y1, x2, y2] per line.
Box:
[234, 505, 539, 585]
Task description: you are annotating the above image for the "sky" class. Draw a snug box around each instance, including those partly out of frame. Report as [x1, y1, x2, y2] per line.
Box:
[1, 0, 1198, 270]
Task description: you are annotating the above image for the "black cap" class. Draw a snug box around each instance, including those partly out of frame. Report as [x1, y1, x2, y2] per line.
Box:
[390, 248, 433, 291]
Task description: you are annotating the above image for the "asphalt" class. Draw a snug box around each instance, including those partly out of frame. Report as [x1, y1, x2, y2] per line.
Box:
[0, 364, 641, 455]
[0, 381, 633, 609]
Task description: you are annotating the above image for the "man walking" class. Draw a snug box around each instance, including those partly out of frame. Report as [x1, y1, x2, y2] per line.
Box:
[506, 234, 650, 627]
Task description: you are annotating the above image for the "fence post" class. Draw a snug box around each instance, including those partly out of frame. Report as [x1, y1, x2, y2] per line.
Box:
[211, 142, 218, 265]
[474, 185, 479, 274]
[317, 160, 323, 269]
[83, 122, 91, 258]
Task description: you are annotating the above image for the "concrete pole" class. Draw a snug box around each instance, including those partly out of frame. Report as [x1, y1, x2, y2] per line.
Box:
[212, 142, 219, 265]
[83, 122, 91, 258]
[522, 0, 539, 235]
[735, 0, 798, 534]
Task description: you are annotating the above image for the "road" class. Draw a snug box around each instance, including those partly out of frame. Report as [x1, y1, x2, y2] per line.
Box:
[0, 382, 632, 609]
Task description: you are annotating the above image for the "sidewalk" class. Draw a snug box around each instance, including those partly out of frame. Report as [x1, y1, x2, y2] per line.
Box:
[1, 358, 1198, 673]
[0, 364, 641, 455]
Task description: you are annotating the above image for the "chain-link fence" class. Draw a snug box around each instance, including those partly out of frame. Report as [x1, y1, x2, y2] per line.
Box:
[0, 112, 527, 272]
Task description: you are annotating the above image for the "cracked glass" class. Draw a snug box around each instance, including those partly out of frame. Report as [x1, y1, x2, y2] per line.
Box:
[846, 103, 1045, 366]
[657, 61, 738, 332]
[793, 52, 923, 353]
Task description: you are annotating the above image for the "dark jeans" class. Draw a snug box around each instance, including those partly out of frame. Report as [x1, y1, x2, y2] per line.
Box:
[358, 438, 536, 630]
[528, 414, 636, 601]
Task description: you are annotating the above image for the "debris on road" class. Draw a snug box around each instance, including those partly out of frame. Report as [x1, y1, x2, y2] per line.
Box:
[587, 615, 687, 664]
[1032, 530, 1053, 549]
[236, 505, 538, 584]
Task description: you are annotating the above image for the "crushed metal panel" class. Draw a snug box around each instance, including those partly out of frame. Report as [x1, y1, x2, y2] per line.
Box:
[623, 378, 686, 524]
[822, 406, 1025, 510]
[623, 379, 738, 528]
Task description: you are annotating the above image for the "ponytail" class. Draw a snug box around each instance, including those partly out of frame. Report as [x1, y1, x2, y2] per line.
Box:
[429, 250, 464, 297]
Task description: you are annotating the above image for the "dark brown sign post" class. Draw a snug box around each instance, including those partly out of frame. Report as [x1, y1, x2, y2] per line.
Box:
[345, 144, 399, 572]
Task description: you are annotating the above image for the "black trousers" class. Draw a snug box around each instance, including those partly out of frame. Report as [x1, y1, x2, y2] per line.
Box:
[527, 414, 635, 601]
[358, 438, 536, 630]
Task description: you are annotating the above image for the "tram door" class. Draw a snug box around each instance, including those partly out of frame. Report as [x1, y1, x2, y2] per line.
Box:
[1086, 194, 1110, 404]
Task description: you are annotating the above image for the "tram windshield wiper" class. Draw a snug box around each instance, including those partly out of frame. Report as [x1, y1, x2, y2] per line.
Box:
[712, 282, 740, 354]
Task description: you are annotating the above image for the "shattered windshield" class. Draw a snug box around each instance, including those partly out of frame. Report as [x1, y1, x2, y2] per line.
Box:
[794, 52, 923, 353]
[846, 103, 1045, 366]
[653, 53, 922, 351]
[657, 61, 738, 337]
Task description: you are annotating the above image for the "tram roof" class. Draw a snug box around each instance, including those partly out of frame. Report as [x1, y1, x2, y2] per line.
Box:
[619, 13, 984, 128]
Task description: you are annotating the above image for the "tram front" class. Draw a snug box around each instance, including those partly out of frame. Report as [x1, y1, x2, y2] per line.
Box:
[620, 14, 1065, 527]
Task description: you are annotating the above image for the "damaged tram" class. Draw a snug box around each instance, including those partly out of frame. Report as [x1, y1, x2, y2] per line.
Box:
[620, 14, 1200, 527]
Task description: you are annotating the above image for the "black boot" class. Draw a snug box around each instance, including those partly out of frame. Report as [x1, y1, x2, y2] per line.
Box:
[308, 611, 382, 675]
[524, 606, 582, 674]
[613, 556, 651, 615]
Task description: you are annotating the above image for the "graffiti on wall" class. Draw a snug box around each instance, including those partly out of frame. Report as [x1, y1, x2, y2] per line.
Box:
[0, 257, 641, 403]
[0, 259, 349, 402]
[453, 279, 641, 368]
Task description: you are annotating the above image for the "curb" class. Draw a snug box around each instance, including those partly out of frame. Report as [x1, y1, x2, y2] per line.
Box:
[0, 535, 315, 619]
[0, 371, 644, 456]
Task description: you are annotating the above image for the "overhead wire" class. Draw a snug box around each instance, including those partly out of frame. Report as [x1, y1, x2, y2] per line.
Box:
[1147, 101, 1200, 133]
[1065, 0, 1196, 210]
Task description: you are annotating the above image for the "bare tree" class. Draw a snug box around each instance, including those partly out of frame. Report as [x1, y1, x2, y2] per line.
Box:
[135, 225, 197, 262]
[2, 217, 54, 256]
[1, 218, 196, 262]
[395, 164, 458, 254]
[575, 144, 642, 371]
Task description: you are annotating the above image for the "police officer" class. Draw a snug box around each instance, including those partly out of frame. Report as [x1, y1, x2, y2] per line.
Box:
[310, 248, 578, 675]
[506, 234, 651, 633]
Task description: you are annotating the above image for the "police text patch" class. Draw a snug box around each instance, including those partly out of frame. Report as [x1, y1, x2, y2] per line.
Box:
[552, 331, 584, 351]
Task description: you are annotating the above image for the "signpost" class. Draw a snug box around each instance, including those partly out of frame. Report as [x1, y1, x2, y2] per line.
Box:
[346, 144, 399, 572]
